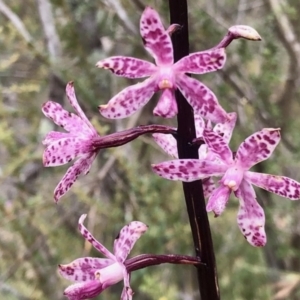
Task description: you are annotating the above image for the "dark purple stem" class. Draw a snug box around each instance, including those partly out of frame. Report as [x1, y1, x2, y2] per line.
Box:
[93, 125, 176, 149]
[168, 1, 220, 300]
[126, 254, 203, 272]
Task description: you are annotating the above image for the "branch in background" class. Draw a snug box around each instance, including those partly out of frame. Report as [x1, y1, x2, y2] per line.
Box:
[266, 0, 300, 64]
[203, 1, 229, 29]
[104, 0, 137, 34]
[235, 0, 247, 24]
[36, 0, 62, 62]
[0, 0, 48, 66]
[36, 0, 66, 105]
[0, 0, 32, 43]
[131, 0, 145, 12]
[0, 0, 65, 84]
[264, 0, 300, 129]
[260, 0, 300, 152]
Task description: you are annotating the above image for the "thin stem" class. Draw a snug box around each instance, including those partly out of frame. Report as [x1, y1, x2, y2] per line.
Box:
[126, 254, 204, 272]
[168, 1, 220, 300]
[93, 125, 176, 148]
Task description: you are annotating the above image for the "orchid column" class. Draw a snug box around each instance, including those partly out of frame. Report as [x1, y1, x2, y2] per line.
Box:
[168, 2, 219, 299]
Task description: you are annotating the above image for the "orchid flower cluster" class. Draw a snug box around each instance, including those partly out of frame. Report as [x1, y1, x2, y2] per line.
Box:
[41, 6, 300, 300]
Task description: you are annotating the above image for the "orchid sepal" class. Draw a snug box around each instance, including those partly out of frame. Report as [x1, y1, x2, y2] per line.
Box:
[235, 128, 281, 170]
[173, 48, 226, 74]
[96, 56, 157, 79]
[245, 171, 300, 200]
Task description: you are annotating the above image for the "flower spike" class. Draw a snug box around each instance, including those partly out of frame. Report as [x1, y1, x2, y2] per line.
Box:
[59, 215, 148, 300]
[152, 128, 300, 247]
[97, 6, 228, 122]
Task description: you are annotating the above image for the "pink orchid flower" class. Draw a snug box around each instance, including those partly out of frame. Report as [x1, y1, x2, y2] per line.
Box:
[153, 112, 237, 198]
[42, 82, 100, 202]
[152, 128, 300, 247]
[96, 7, 227, 122]
[42, 82, 177, 202]
[59, 214, 148, 300]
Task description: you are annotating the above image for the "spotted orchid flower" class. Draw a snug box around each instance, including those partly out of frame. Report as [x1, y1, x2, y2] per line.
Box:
[42, 82, 178, 202]
[152, 128, 300, 247]
[42, 82, 101, 202]
[153, 112, 237, 198]
[96, 7, 227, 123]
[59, 214, 148, 300]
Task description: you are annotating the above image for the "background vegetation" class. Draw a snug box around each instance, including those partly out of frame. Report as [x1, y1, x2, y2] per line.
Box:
[1, 0, 300, 299]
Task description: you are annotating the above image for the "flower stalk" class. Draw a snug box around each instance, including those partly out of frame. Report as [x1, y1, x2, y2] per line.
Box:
[92, 125, 177, 148]
[168, 1, 220, 299]
[126, 254, 203, 272]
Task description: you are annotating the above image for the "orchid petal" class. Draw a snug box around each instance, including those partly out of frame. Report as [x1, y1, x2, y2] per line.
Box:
[198, 144, 208, 160]
[96, 56, 157, 79]
[63, 280, 103, 300]
[121, 287, 127, 300]
[153, 88, 178, 118]
[121, 272, 133, 300]
[203, 129, 233, 164]
[173, 48, 226, 74]
[63, 263, 124, 299]
[245, 171, 300, 200]
[213, 112, 237, 144]
[99, 77, 156, 119]
[78, 214, 116, 261]
[66, 82, 96, 135]
[152, 159, 228, 182]
[42, 131, 70, 146]
[194, 114, 205, 137]
[42, 101, 91, 136]
[176, 74, 228, 123]
[235, 180, 266, 247]
[235, 128, 281, 169]
[206, 120, 213, 130]
[94, 263, 124, 290]
[54, 153, 97, 202]
[206, 185, 231, 216]
[43, 137, 90, 167]
[140, 7, 173, 66]
[153, 133, 178, 158]
[114, 221, 148, 263]
[58, 257, 114, 282]
[202, 177, 216, 199]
